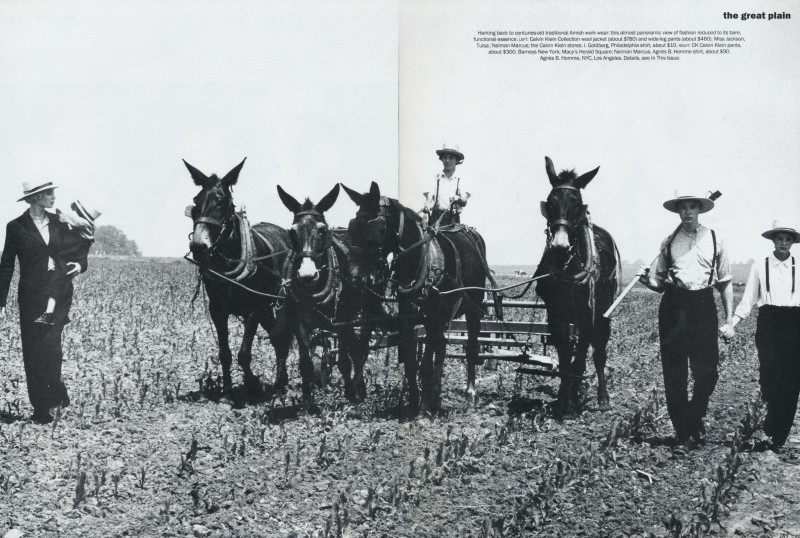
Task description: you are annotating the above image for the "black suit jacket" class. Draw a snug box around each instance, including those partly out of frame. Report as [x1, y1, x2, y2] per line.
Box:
[0, 211, 88, 323]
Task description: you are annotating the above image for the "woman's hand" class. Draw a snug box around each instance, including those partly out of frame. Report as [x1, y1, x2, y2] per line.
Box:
[719, 324, 735, 341]
[66, 262, 81, 276]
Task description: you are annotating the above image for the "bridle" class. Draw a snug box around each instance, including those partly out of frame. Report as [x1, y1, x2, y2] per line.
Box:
[290, 209, 334, 262]
[543, 185, 587, 239]
[190, 187, 237, 258]
[347, 202, 405, 284]
[542, 185, 595, 283]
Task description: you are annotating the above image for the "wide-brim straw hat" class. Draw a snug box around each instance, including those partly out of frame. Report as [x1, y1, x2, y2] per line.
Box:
[762, 219, 800, 242]
[17, 181, 59, 202]
[436, 144, 464, 164]
[663, 192, 714, 213]
[71, 200, 101, 224]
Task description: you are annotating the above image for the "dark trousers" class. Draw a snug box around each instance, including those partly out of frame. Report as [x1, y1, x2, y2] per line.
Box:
[44, 266, 70, 304]
[20, 319, 68, 413]
[659, 286, 720, 441]
[756, 305, 800, 447]
[429, 208, 460, 227]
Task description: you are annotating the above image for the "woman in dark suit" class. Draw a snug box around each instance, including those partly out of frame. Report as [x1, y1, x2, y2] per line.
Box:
[0, 181, 88, 424]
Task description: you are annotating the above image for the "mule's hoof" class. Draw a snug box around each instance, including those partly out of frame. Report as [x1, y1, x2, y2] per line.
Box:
[598, 399, 611, 412]
[244, 376, 262, 394]
[271, 383, 288, 398]
[465, 386, 477, 404]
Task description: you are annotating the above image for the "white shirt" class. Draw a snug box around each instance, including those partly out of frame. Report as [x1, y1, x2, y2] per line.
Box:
[423, 173, 465, 212]
[734, 254, 799, 319]
[654, 225, 731, 290]
[30, 211, 55, 271]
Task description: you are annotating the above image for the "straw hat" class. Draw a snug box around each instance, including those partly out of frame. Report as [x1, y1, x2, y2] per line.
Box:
[436, 144, 464, 164]
[71, 200, 101, 224]
[17, 181, 58, 202]
[662, 191, 715, 213]
[761, 219, 800, 243]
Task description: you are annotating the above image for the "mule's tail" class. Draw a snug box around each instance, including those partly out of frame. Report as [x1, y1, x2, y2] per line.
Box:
[471, 228, 504, 320]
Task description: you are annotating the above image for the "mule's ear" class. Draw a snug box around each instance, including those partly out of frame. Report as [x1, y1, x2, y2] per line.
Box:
[368, 181, 381, 199]
[183, 159, 209, 187]
[574, 166, 599, 189]
[341, 184, 363, 207]
[315, 184, 340, 214]
[545, 156, 559, 186]
[222, 157, 247, 187]
[540, 201, 547, 218]
[277, 185, 301, 214]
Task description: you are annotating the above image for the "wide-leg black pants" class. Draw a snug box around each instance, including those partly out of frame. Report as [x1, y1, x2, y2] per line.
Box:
[20, 319, 68, 414]
[659, 286, 720, 441]
[17, 278, 72, 415]
[755, 305, 800, 447]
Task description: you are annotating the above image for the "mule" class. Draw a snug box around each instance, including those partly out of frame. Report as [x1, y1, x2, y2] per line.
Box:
[534, 156, 620, 416]
[277, 184, 372, 405]
[342, 182, 493, 415]
[185, 158, 293, 395]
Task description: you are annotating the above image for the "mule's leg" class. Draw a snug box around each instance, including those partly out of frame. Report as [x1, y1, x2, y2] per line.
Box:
[418, 325, 436, 415]
[420, 318, 447, 414]
[550, 318, 575, 417]
[351, 321, 372, 402]
[337, 329, 357, 402]
[237, 312, 262, 394]
[592, 317, 612, 411]
[572, 328, 592, 414]
[398, 299, 420, 416]
[209, 304, 233, 392]
[263, 308, 291, 396]
[294, 321, 315, 407]
[465, 308, 481, 403]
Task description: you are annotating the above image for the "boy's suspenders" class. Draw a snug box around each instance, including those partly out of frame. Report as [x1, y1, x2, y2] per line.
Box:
[766, 255, 797, 302]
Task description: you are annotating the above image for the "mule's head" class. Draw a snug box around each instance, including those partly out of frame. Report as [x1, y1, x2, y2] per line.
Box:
[278, 184, 340, 287]
[341, 181, 387, 285]
[184, 158, 245, 265]
[541, 156, 598, 252]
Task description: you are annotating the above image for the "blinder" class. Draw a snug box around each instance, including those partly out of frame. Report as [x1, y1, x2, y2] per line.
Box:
[348, 214, 386, 256]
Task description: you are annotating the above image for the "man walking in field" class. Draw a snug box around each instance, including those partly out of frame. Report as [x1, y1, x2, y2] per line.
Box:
[638, 192, 733, 455]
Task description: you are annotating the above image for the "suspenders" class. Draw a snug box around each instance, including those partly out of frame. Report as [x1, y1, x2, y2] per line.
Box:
[708, 229, 717, 285]
[665, 227, 717, 285]
[765, 255, 796, 302]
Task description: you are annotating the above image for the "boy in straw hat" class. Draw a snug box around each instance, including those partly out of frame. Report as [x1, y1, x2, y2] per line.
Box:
[722, 220, 800, 452]
[638, 191, 733, 455]
[34, 200, 101, 326]
[421, 143, 470, 227]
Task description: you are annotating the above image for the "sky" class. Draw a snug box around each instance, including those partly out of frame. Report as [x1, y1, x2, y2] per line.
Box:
[0, 0, 398, 257]
[1, 0, 798, 265]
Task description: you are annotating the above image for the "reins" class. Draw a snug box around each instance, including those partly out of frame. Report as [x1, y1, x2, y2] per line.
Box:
[431, 268, 565, 296]
[184, 254, 286, 300]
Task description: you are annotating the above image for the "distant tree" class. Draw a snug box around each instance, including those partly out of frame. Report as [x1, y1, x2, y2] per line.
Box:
[92, 225, 141, 256]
